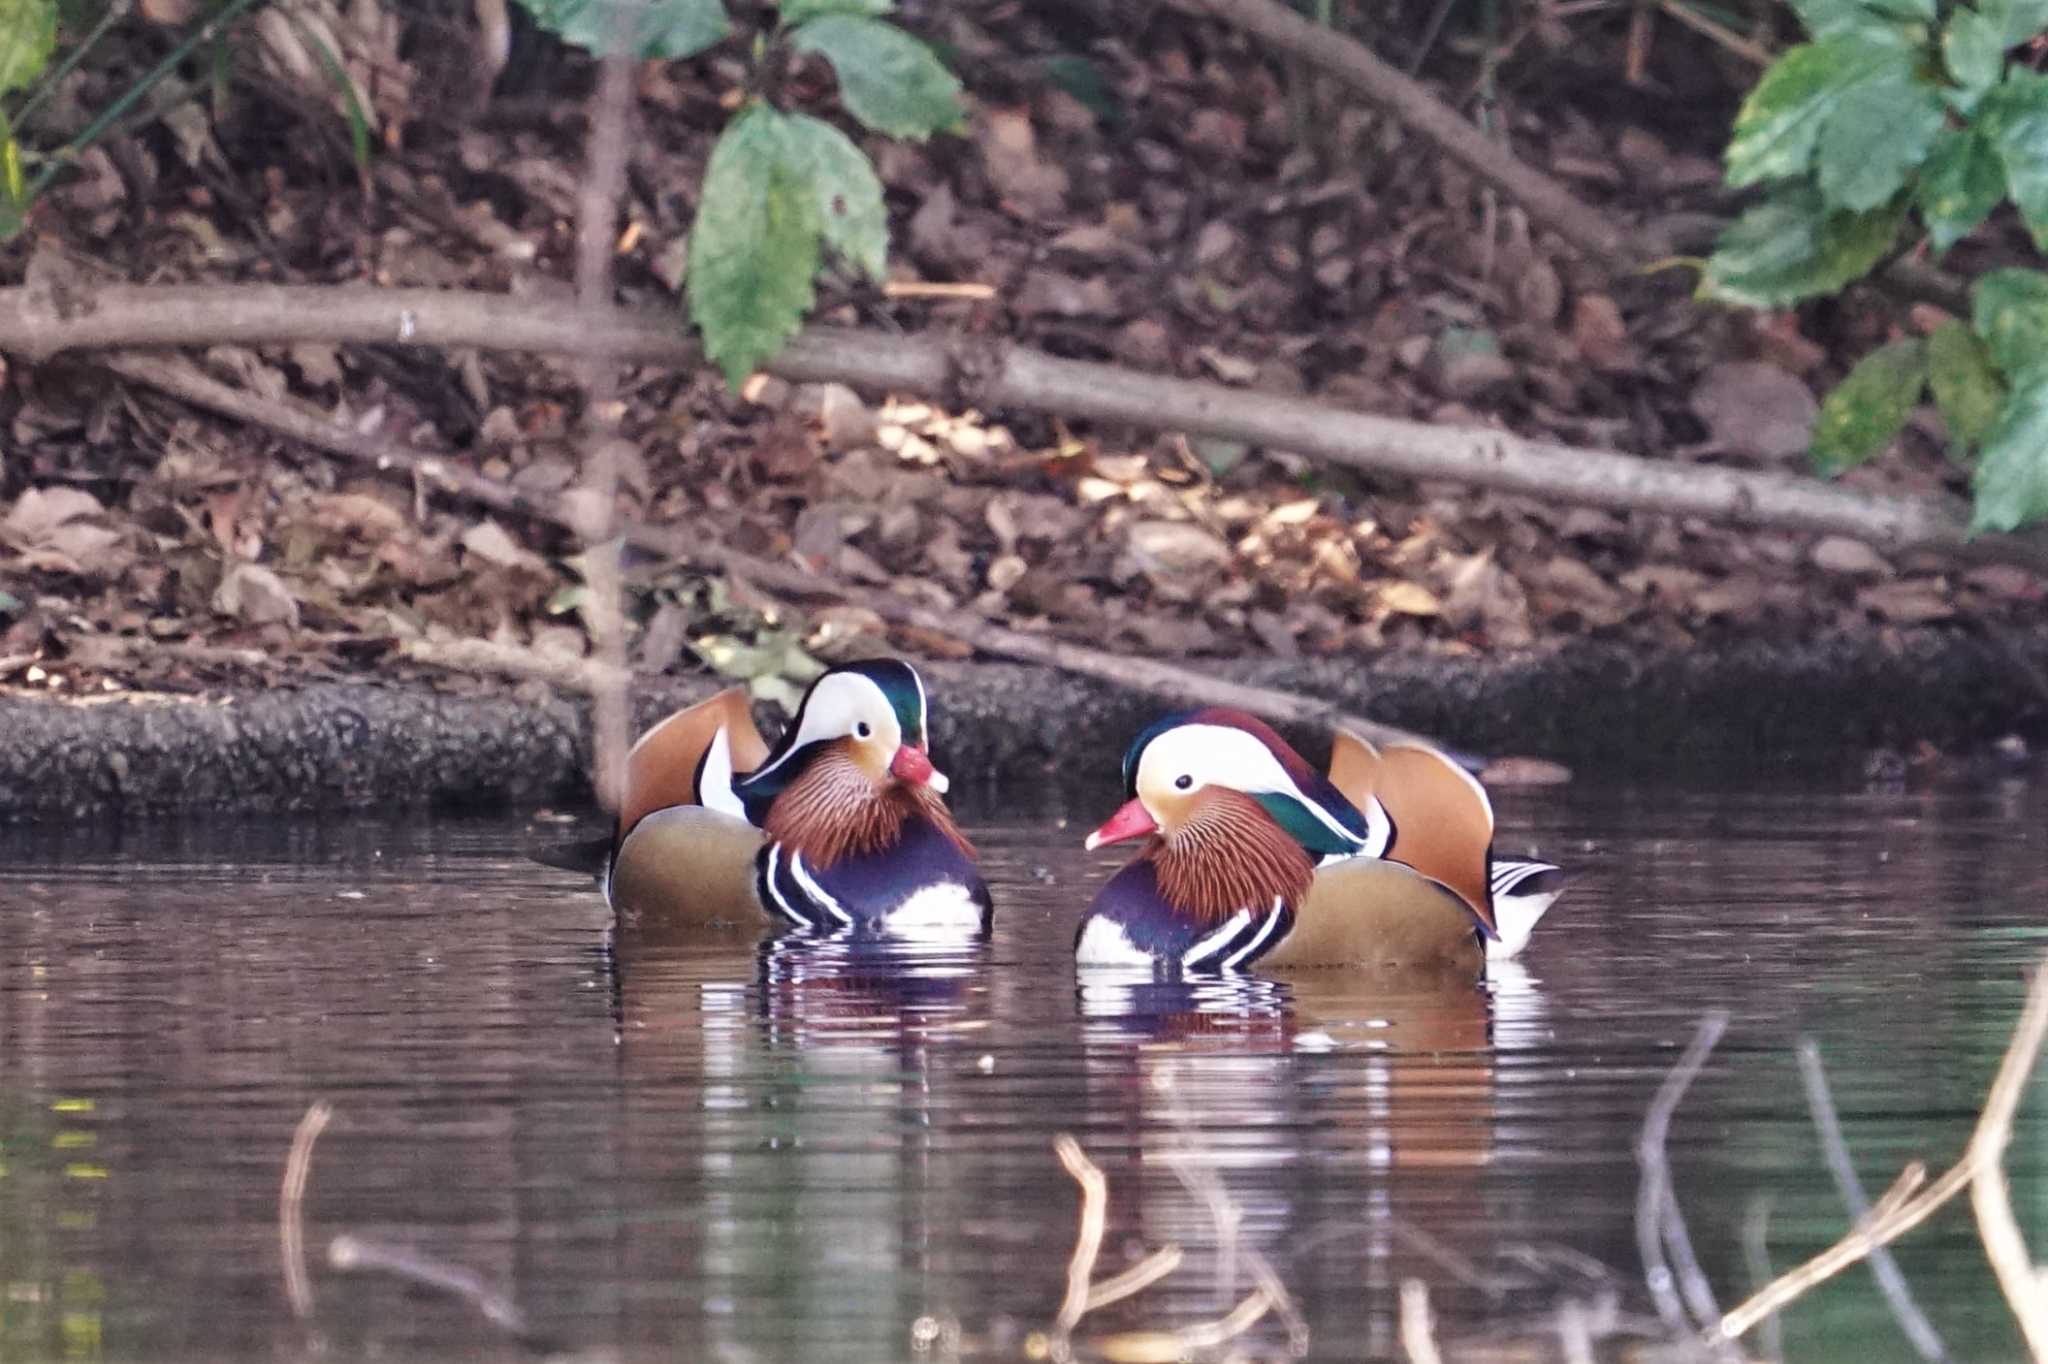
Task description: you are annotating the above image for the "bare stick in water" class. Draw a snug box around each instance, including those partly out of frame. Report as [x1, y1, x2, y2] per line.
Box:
[1399, 1279, 1444, 1364]
[327, 1235, 529, 1336]
[1798, 1040, 1947, 1361]
[1083, 1247, 1186, 1313]
[1739, 1195, 1784, 1364]
[1052, 1133, 1109, 1349]
[1634, 1012, 1729, 1338]
[1718, 958, 2048, 1346]
[279, 1100, 333, 1319]
[1967, 961, 2048, 1361]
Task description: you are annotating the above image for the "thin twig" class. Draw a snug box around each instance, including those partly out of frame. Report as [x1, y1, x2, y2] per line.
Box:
[1797, 1040, 1947, 1361]
[1400, 1279, 1444, 1364]
[1635, 1013, 1729, 1337]
[1091, 1289, 1274, 1361]
[1084, 1247, 1186, 1313]
[1718, 960, 2048, 1346]
[279, 1100, 333, 1319]
[327, 1235, 529, 1335]
[1053, 1134, 1110, 1338]
[1655, 0, 1772, 65]
[1968, 961, 2048, 1361]
[1739, 1195, 1783, 1364]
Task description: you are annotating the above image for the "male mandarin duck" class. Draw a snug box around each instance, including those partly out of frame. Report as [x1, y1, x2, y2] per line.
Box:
[606, 659, 991, 935]
[1074, 708, 1565, 971]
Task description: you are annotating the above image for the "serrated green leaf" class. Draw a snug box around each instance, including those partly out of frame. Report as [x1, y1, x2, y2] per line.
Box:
[1983, 0, 2048, 46]
[1811, 338, 1927, 473]
[779, 111, 887, 281]
[1701, 187, 1905, 308]
[1790, 0, 1929, 40]
[1945, 7, 2007, 91]
[1917, 128, 2006, 250]
[1970, 366, 2048, 530]
[1927, 319, 2006, 455]
[516, 0, 728, 58]
[790, 14, 964, 140]
[1816, 68, 1947, 210]
[1971, 267, 2048, 373]
[687, 107, 822, 388]
[1725, 38, 1914, 189]
[0, 0, 56, 96]
[780, 0, 892, 20]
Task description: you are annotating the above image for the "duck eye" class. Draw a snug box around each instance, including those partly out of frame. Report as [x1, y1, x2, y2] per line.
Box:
[856, 721, 873, 739]
[1174, 774, 1193, 790]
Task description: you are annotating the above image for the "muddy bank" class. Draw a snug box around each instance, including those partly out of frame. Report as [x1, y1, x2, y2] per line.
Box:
[1, 630, 2042, 819]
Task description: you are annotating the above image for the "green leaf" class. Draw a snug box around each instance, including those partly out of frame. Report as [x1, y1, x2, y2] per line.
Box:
[515, 0, 729, 58]
[1040, 54, 1122, 127]
[1811, 338, 1927, 473]
[1945, 7, 2007, 92]
[1725, 38, 1914, 190]
[780, 0, 892, 20]
[779, 111, 888, 281]
[1983, 0, 2048, 46]
[687, 106, 822, 388]
[1917, 128, 2006, 250]
[1927, 319, 2006, 454]
[790, 14, 965, 140]
[1816, 67, 1947, 210]
[1971, 267, 2048, 373]
[1701, 187, 1905, 308]
[1980, 68, 2048, 249]
[0, 0, 56, 96]
[1791, 0, 1930, 39]
[1970, 366, 2048, 530]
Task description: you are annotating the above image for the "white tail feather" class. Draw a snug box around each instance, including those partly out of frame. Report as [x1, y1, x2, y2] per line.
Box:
[1486, 859, 1567, 959]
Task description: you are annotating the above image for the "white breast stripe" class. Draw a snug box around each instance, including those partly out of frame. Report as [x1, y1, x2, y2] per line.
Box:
[1182, 910, 1251, 969]
[1221, 899, 1286, 970]
[699, 726, 747, 819]
[787, 852, 855, 927]
[1361, 796, 1394, 858]
[759, 845, 810, 927]
[1076, 916, 1154, 966]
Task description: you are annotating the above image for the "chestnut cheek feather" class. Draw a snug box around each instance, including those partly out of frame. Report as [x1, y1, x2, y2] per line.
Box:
[1150, 788, 1315, 921]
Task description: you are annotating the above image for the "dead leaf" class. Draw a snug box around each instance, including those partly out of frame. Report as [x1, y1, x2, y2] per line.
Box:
[460, 519, 549, 574]
[214, 562, 300, 628]
[1857, 578, 1955, 624]
[1810, 536, 1888, 577]
[1376, 580, 1443, 617]
[1, 487, 127, 575]
[1690, 362, 1816, 461]
[1125, 520, 1232, 576]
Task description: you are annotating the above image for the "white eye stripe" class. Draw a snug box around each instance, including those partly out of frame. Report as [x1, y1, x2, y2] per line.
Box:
[745, 673, 900, 784]
[1139, 724, 1363, 849]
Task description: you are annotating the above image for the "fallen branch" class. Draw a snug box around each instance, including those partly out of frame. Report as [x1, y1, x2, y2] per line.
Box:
[327, 1235, 530, 1336]
[1634, 1012, 1730, 1342]
[1152, 0, 1967, 314]
[1968, 960, 2048, 1360]
[278, 1100, 333, 1320]
[1715, 960, 2048, 1350]
[99, 350, 1449, 754]
[15, 283, 2046, 574]
[1400, 1279, 1445, 1364]
[1158, 0, 1638, 269]
[1797, 1040, 1948, 1361]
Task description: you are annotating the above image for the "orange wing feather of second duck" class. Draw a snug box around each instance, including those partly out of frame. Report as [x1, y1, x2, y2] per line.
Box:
[1327, 729, 1498, 938]
[616, 687, 770, 837]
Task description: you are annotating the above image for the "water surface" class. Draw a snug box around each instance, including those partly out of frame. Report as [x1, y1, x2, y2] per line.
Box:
[1, 778, 2045, 1362]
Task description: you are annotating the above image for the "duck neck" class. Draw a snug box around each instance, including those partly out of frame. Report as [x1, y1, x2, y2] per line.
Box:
[1151, 789, 1315, 921]
[763, 742, 974, 869]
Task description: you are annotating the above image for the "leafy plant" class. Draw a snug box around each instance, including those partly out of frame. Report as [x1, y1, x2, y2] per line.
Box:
[1702, 0, 2048, 530]
[518, 0, 965, 386]
[0, 0, 270, 238]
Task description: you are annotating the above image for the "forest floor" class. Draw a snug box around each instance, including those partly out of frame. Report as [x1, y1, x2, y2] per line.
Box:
[1, 1, 2043, 762]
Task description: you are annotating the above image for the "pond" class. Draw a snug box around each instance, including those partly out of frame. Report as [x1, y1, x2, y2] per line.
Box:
[0, 775, 2044, 1363]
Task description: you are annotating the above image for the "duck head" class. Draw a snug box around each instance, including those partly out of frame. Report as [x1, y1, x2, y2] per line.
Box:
[1085, 709, 1382, 918]
[734, 659, 969, 867]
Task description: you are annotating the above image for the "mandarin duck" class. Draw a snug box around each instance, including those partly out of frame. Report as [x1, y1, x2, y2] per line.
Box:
[1074, 709, 1565, 971]
[605, 659, 990, 935]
